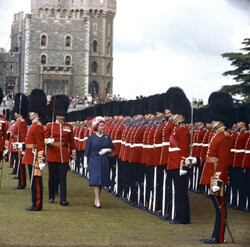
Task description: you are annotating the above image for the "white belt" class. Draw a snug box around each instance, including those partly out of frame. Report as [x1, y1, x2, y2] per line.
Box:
[121, 141, 125, 145]
[154, 144, 163, 148]
[78, 139, 85, 142]
[202, 144, 209, 147]
[169, 147, 181, 152]
[162, 142, 170, 146]
[147, 144, 154, 149]
[230, 149, 236, 152]
[196, 143, 203, 146]
[142, 144, 148, 148]
[192, 143, 198, 146]
[124, 143, 130, 147]
[74, 137, 79, 140]
[113, 140, 122, 144]
[234, 149, 245, 153]
[245, 150, 250, 154]
[133, 143, 143, 147]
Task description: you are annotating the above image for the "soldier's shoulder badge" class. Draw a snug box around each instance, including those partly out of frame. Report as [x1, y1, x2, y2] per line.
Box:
[180, 123, 185, 128]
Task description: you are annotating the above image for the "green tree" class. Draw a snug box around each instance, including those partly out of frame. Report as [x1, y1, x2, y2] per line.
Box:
[221, 38, 250, 103]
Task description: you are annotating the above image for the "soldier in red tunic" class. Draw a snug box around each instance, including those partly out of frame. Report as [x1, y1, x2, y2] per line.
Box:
[167, 88, 191, 224]
[12, 93, 29, 189]
[45, 95, 76, 206]
[22, 89, 47, 211]
[199, 92, 234, 244]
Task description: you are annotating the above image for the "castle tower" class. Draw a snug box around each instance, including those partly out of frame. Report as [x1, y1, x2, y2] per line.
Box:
[8, 0, 116, 99]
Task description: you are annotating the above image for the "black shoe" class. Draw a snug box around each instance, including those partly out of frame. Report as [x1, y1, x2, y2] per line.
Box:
[25, 207, 40, 211]
[60, 201, 69, 206]
[170, 220, 183, 224]
[94, 204, 101, 209]
[13, 186, 24, 189]
[200, 237, 218, 244]
[160, 214, 171, 220]
[9, 172, 15, 175]
[12, 176, 18, 179]
[48, 199, 54, 203]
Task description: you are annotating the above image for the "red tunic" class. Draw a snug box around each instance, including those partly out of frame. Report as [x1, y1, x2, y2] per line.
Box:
[232, 130, 248, 168]
[159, 121, 175, 165]
[45, 122, 75, 163]
[167, 123, 190, 170]
[0, 114, 8, 152]
[22, 121, 45, 165]
[112, 124, 124, 157]
[242, 135, 250, 169]
[200, 131, 233, 185]
[153, 122, 164, 166]
[200, 129, 215, 166]
[140, 126, 152, 164]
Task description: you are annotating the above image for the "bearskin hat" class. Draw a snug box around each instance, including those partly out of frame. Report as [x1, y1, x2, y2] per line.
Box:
[164, 87, 186, 110]
[0, 87, 3, 105]
[195, 107, 206, 123]
[236, 104, 249, 123]
[208, 91, 234, 128]
[155, 93, 165, 113]
[29, 89, 47, 118]
[148, 95, 157, 114]
[53, 95, 70, 116]
[3, 108, 10, 122]
[13, 93, 29, 118]
[169, 89, 191, 120]
[94, 104, 103, 117]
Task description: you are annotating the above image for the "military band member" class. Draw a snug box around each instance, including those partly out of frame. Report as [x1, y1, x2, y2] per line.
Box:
[22, 89, 47, 211]
[45, 95, 76, 206]
[199, 92, 234, 244]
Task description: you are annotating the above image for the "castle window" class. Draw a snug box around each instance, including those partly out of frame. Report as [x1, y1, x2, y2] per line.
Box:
[89, 81, 99, 97]
[41, 55, 47, 65]
[92, 40, 98, 53]
[65, 56, 71, 66]
[80, 9, 84, 17]
[41, 35, 47, 46]
[51, 9, 55, 17]
[10, 64, 13, 71]
[107, 42, 111, 55]
[107, 62, 111, 75]
[62, 9, 67, 17]
[106, 81, 111, 95]
[39, 8, 43, 17]
[93, 23, 97, 34]
[65, 36, 71, 47]
[91, 62, 98, 73]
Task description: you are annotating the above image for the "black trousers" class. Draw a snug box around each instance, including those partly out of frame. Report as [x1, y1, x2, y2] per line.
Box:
[168, 169, 190, 224]
[211, 195, 227, 243]
[245, 168, 250, 211]
[28, 165, 43, 210]
[12, 152, 26, 188]
[49, 162, 68, 203]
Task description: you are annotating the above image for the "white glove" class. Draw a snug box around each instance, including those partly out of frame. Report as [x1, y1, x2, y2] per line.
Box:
[46, 138, 55, 145]
[39, 163, 46, 170]
[179, 169, 187, 176]
[13, 142, 23, 149]
[4, 150, 8, 155]
[83, 156, 88, 168]
[212, 185, 221, 192]
[99, 148, 111, 156]
[185, 156, 197, 165]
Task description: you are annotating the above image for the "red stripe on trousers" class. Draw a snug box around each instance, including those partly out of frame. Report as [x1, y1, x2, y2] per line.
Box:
[35, 176, 41, 210]
[219, 197, 226, 243]
[20, 163, 24, 187]
[180, 176, 185, 223]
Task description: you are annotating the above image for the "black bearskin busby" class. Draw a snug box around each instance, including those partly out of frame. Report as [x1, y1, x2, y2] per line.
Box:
[29, 89, 47, 119]
[0, 87, 3, 105]
[169, 89, 191, 120]
[236, 104, 249, 123]
[195, 107, 206, 123]
[208, 91, 234, 129]
[13, 93, 29, 118]
[164, 87, 186, 110]
[53, 95, 70, 116]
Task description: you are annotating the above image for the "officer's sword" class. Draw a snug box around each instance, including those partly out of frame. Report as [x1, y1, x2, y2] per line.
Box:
[213, 195, 235, 244]
[30, 148, 37, 190]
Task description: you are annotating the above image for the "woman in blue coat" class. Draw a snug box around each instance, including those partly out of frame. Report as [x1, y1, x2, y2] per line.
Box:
[84, 117, 114, 208]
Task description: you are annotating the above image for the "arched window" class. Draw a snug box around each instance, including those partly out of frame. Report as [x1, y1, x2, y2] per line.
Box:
[41, 35, 47, 46]
[62, 9, 67, 17]
[92, 40, 98, 53]
[65, 36, 71, 47]
[91, 62, 98, 73]
[41, 55, 47, 65]
[89, 81, 99, 97]
[106, 81, 111, 95]
[106, 62, 111, 75]
[51, 9, 55, 17]
[65, 55, 71, 66]
[39, 8, 43, 17]
[107, 42, 111, 55]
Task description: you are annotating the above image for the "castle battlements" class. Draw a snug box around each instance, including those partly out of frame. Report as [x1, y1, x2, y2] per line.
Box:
[31, 0, 116, 18]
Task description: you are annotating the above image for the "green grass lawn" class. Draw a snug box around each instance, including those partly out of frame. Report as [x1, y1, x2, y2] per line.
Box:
[0, 162, 249, 247]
